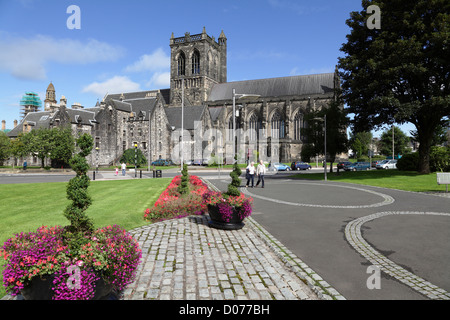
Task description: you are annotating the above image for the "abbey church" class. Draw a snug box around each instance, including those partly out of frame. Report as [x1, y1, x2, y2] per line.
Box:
[6, 28, 340, 167]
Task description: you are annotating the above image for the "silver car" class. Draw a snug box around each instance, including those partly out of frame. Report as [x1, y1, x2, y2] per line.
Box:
[376, 160, 397, 169]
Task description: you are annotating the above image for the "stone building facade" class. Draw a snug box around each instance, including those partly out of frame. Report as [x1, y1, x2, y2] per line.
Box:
[6, 29, 342, 167]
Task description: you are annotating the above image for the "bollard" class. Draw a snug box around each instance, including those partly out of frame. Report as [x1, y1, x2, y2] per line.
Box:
[140, 170, 142, 179]
[93, 171, 95, 181]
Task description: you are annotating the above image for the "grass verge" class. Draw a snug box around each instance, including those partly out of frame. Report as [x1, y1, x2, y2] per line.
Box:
[0, 178, 171, 298]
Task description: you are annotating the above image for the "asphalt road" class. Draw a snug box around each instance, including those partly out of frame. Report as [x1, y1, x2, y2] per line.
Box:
[206, 175, 450, 300]
[2, 169, 449, 300]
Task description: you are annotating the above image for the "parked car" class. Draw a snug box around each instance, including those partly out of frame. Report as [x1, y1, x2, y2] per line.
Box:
[151, 159, 174, 166]
[337, 161, 352, 170]
[344, 162, 371, 171]
[291, 161, 312, 170]
[271, 163, 291, 171]
[371, 160, 384, 168]
[192, 159, 203, 166]
[376, 160, 397, 170]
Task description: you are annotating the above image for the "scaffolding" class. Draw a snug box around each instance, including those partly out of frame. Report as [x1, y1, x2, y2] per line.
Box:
[20, 92, 42, 119]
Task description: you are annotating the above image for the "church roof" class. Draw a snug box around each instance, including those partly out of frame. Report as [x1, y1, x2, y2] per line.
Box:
[66, 108, 98, 125]
[165, 105, 206, 130]
[207, 73, 335, 102]
[7, 111, 52, 137]
[208, 106, 223, 122]
[105, 90, 163, 101]
[108, 98, 158, 121]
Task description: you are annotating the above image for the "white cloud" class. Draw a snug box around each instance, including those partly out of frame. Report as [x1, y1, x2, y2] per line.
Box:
[0, 32, 125, 80]
[82, 76, 141, 97]
[147, 72, 170, 88]
[124, 48, 170, 73]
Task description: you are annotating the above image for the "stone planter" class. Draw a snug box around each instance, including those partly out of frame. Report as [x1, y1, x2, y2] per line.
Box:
[20, 274, 116, 300]
[207, 204, 245, 230]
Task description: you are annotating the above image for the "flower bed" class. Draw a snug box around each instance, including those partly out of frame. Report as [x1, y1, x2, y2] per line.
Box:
[144, 175, 209, 222]
[1, 134, 142, 300]
[0, 224, 141, 300]
[202, 191, 253, 222]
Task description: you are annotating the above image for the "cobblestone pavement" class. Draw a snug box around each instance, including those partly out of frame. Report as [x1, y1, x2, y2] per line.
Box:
[345, 211, 450, 300]
[121, 215, 344, 300]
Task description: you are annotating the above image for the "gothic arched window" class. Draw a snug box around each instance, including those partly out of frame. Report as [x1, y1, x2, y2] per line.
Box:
[178, 52, 186, 76]
[248, 113, 260, 141]
[271, 110, 285, 139]
[192, 50, 200, 75]
[293, 111, 306, 141]
[227, 116, 234, 141]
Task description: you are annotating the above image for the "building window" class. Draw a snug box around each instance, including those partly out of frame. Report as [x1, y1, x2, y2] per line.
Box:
[271, 111, 285, 139]
[192, 50, 200, 75]
[293, 111, 306, 141]
[248, 113, 261, 141]
[178, 51, 186, 76]
[138, 128, 142, 136]
[142, 142, 147, 150]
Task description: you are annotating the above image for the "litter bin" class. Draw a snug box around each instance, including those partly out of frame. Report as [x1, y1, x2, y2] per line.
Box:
[153, 170, 162, 178]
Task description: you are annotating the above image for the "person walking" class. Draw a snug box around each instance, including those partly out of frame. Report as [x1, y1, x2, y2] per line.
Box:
[121, 162, 127, 176]
[246, 162, 255, 188]
[256, 160, 266, 188]
[115, 166, 119, 176]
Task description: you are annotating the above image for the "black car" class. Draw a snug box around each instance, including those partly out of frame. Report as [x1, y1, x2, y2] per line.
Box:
[337, 161, 352, 170]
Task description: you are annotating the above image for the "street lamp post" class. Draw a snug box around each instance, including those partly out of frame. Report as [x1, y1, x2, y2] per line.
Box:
[134, 143, 138, 178]
[313, 115, 327, 182]
[95, 147, 99, 174]
[181, 78, 184, 172]
[232, 89, 260, 163]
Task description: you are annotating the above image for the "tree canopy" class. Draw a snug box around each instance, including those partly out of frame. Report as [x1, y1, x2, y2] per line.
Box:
[338, 0, 450, 173]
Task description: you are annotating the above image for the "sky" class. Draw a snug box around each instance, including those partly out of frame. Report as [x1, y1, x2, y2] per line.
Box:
[0, 0, 415, 137]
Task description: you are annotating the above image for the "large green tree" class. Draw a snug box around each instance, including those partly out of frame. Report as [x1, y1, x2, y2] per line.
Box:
[120, 148, 147, 168]
[50, 126, 75, 167]
[349, 131, 373, 159]
[302, 96, 349, 172]
[379, 126, 410, 157]
[0, 131, 10, 165]
[338, 0, 450, 173]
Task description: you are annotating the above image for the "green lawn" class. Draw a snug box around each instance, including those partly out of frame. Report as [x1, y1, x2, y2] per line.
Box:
[0, 178, 171, 297]
[292, 169, 445, 193]
[0, 178, 171, 244]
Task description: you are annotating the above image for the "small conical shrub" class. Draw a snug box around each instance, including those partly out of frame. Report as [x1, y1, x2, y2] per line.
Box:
[226, 156, 242, 197]
[63, 134, 94, 250]
[178, 163, 189, 195]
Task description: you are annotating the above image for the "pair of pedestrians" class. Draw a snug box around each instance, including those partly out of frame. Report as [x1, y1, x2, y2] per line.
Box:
[246, 160, 266, 188]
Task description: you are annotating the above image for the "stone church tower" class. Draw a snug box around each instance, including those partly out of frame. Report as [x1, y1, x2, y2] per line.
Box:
[169, 28, 227, 106]
[44, 82, 57, 111]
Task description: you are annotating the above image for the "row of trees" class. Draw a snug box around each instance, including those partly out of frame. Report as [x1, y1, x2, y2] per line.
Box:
[0, 127, 75, 168]
[338, 0, 449, 173]
[300, 0, 449, 174]
[0, 127, 151, 169]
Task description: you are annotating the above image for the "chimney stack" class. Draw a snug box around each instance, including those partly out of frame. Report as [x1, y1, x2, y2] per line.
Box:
[1, 120, 5, 131]
[14, 120, 18, 128]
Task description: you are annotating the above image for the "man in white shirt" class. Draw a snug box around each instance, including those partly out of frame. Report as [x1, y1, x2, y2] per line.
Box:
[256, 160, 266, 188]
[121, 162, 127, 176]
[246, 162, 255, 188]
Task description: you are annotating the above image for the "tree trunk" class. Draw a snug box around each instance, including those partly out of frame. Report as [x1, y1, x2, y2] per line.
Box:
[417, 124, 434, 174]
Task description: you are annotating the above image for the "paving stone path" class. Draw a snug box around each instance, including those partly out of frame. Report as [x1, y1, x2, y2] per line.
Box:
[121, 215, 338, 300]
